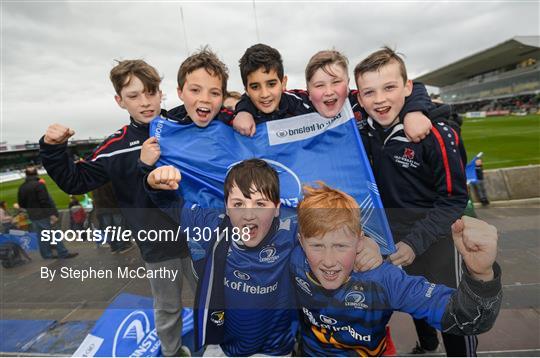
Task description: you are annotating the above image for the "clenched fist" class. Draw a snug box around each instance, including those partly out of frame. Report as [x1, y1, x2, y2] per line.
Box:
[233, 112, 256, 137]
[44, 124, 75, 145]
[354, 234, 383, 272]
[452, 216, 498, 281]
[147, 166, 181, 191]
[403, 112, 431, 143]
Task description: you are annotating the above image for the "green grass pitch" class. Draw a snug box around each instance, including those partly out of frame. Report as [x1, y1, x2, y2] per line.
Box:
[0, 174, 74, 210]
[460, 114, 540, 169]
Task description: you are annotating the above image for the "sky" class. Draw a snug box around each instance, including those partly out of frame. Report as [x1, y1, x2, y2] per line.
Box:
[1, 0, 539, 145]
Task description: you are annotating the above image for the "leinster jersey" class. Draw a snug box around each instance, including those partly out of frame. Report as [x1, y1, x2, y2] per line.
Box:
[181, 203, 298, 356]
[290, 246, 454, 356]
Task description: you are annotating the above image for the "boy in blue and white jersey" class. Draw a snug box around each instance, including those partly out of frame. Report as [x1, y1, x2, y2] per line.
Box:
[145, 160, 382, 356]
[145, 159, 295, 356]
[291, 182, 502, 356]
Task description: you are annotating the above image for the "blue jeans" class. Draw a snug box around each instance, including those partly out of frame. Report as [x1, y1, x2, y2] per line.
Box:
[32, 218, 69, 258]
[97, 213, 130, 251]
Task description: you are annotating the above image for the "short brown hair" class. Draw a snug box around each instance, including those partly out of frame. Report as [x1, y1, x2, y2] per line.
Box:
[177, 46, 228, 95]
[305, 50, 349, 84]
[109, 60, 161, 96]
[225, 91, 242, 101]
[354, 46, 408, 87]
[24, 165, 38, 177]
[298, 182, 362, 239]
[224, 159, 280, 205]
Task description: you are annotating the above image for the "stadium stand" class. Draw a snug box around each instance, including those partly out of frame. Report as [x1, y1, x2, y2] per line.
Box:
[0, 139, 102, 174]
[416, 36, 540, 114]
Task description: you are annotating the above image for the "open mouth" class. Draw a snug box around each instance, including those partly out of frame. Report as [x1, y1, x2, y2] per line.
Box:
[321, 269, 340, 281]
[323, 99, 337, 106]
[196, 107, 212, 119]
[141, 110, 155, 117]
[243, 223, 259, 240]
[374, 106, 391, 115]
[259, 100, 274, 108]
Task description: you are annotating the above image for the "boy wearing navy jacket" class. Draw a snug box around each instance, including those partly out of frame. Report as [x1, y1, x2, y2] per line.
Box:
[354, 47, 473, 355]
[39, 51, 230, 356]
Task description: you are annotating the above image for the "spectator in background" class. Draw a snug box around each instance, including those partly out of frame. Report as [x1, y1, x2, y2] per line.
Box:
[68, 196, 87, 231]
[223, 90, 242, 111]
[92, 182, 133, 254]
[472, 158, 490, 206]
[12, 203, 30, 231]
[463, 186, 477, 218]
[0, 201, 15, 233]
[17, 166, 78, 259]
[430, 94, 464, 134]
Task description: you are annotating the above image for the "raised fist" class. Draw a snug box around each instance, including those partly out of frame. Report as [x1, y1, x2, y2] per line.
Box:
[44, 124, 75, 145]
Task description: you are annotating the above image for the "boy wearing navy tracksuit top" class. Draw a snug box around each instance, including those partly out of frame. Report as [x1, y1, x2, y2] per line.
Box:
[40, 50, 234, 357]
[291, 183, 501, 356]
[354, 47, 475, 355]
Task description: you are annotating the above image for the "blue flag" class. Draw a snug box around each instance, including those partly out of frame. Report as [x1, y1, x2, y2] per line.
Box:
[466, 152, 483, 184]
[150, 102, 395, 254]
[0, 232, 38, 251]
[73, 293, 194, 357]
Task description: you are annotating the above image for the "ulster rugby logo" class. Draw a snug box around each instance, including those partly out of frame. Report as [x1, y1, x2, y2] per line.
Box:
[403, 148, 415, 160]
[394, 148, 420, 169]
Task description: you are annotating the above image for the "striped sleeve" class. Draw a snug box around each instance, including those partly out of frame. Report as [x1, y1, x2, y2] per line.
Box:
[401, 123, 468, 256]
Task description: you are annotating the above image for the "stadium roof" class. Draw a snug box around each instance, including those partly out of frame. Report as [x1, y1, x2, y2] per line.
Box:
[415, 36, 540, 87]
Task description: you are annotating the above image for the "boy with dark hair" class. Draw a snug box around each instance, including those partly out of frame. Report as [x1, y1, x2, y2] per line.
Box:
[144, 159, 382, 356]
[233, 43, 313, 135]
[354, 47, 473, 355]
[239, 43, 284, 90]
[145, 159, 299, 356]
[291, 182, 501, 356]
[39, 59, 193, 357]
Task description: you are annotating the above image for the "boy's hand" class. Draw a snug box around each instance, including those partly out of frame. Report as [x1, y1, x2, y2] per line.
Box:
[403, 112, 431, 143]
[389, 241, 416, 266]
[147, 166, 181, 191]
[140, 137, 161, 166]
[354, 235, 383, 272]
[233, 112, 256, 137]
[452, 216, 497, 281]
[44, 124, 75, 144]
